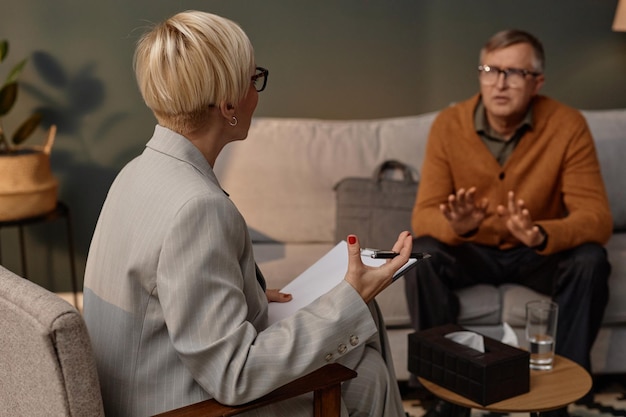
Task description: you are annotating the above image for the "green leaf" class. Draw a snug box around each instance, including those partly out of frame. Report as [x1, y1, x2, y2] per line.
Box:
[5, 58, 27, 85]
[0, 40, 7, 63]
[12, 112, 42, 146]
[0, 82, 18, 116]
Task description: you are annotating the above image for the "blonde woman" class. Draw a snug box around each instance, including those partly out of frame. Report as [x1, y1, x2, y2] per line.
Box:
[83, 10, 410, 417]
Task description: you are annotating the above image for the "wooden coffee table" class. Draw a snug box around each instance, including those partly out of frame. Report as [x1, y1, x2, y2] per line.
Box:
[418, 355, 592, 416]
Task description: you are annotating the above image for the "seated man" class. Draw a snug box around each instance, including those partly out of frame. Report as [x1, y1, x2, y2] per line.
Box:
[404, 29, 612, 417]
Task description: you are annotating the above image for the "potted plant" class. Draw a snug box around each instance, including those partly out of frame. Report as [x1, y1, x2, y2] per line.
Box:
[0, 39, 57, 221]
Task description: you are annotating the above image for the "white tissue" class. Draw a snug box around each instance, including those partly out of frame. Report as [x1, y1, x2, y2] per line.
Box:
[445, 331, 485, 353]
[444, 323, 519, 353]
[501, 322, 519, 347]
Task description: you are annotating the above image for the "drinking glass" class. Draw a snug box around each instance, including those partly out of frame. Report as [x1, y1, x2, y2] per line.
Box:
[525, 300, 558, 370]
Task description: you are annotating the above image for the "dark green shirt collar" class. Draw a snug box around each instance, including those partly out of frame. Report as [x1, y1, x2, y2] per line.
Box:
[474, 98, 534, 141]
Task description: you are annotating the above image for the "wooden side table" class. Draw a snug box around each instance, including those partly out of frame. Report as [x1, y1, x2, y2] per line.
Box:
[0, 201, 79, 307]
[419, 355, 591, 416]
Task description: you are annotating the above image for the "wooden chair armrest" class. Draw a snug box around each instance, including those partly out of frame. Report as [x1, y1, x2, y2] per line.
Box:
[154, 363, 357, 417]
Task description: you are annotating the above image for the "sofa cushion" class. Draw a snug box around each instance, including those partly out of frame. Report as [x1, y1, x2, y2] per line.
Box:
[456, 284, 502, 325]
[215, 115, 436, 244]
[582, 109, 626, 231]
[499, 284, 550, 327]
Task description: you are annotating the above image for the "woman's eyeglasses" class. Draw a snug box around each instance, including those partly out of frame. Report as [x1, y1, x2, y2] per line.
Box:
[252, 67, 269, 92]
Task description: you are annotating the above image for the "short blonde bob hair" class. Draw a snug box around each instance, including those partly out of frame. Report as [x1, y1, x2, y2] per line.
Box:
[133, 11, 254, 133]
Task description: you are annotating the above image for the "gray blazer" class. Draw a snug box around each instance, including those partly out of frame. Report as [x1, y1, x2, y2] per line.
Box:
[83, 126, 383, 416]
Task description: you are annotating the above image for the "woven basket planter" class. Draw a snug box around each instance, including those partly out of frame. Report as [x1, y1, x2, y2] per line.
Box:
[0, 126, 58, 221]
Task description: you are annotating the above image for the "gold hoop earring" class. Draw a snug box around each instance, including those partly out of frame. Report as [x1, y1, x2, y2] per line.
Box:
[229, 116, 238, 127]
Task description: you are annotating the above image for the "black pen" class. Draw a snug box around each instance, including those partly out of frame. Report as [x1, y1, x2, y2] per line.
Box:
[363, 249, 431, 260]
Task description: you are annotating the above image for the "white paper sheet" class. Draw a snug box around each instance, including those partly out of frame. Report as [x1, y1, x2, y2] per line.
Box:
[267, 241, 417, 324]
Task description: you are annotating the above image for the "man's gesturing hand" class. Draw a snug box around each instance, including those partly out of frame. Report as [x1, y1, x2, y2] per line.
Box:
[440, 187, 489, 236]
[497, 191, 546, 248]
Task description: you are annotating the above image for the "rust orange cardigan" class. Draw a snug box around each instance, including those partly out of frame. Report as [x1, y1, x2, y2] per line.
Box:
[412, 94, 612, 255]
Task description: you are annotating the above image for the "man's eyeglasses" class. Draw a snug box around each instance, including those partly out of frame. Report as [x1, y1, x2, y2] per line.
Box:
[478, 65, 541, 88]
[251, 66, 269, 92]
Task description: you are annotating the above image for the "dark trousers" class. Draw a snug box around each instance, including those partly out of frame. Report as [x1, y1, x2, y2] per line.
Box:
[404, 236, 611, 373]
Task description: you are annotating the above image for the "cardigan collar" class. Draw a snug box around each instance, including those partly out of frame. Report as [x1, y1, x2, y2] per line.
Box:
[474, 97, 534, 141]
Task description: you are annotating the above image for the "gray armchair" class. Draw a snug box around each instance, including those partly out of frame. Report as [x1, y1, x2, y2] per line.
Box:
[0, 265, 355, 417]
[0, 265, 105, 416]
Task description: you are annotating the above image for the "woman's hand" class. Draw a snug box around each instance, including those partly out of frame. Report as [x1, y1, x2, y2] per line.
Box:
[343, 231, 413, 303]
[266, 289, 292, 303]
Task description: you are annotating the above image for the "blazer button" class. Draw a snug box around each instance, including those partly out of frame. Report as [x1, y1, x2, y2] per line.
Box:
[325, 353, 334, 362]
[349, 335, 359, 346]
[337, 343, 347, 354]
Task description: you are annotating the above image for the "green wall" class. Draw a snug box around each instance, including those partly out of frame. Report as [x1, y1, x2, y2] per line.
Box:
[1, 0, 625, 292]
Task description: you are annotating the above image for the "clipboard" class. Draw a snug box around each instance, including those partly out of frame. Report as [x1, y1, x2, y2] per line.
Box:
[267, 241, 422, 324]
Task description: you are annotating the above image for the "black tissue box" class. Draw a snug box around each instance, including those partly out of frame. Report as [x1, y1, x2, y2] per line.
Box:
[408, 324, 529, 405]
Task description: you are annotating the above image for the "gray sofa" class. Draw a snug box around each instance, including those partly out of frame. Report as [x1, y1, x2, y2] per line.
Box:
[214, 108, 626, 381]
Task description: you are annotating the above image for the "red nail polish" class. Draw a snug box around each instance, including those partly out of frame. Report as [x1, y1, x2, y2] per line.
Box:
[348, 236, 356, 244]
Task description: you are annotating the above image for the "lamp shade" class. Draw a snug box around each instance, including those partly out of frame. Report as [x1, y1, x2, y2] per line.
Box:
[614, 0, 626, 31]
